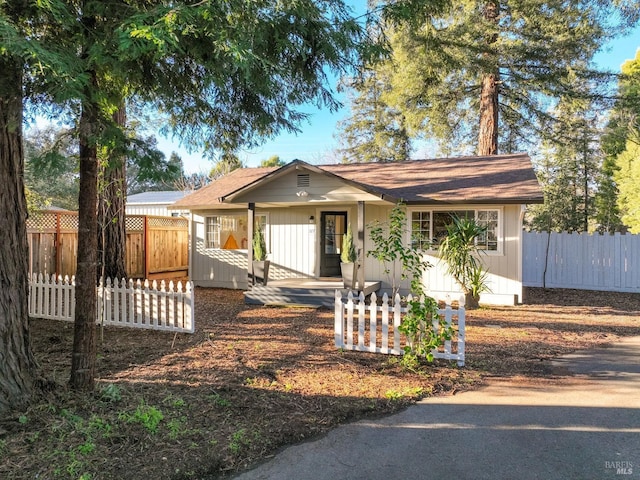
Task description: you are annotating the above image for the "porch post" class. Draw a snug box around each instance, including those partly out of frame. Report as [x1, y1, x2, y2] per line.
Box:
[357, 201, 365, 291]
[247, 203, 255, 286]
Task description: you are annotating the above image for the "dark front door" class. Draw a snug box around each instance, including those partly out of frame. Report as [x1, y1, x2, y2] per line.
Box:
[320, 211, 347, 277]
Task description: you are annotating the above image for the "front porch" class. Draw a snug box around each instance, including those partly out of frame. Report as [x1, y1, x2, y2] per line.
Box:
[245, 278, 381, 308]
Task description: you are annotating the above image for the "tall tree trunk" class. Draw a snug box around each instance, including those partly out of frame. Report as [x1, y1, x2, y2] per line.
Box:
[477, 0, 499, 156]
[70, 82, 99, 391]
[0, 55, 38, 413]
[98, 102, 127, 281]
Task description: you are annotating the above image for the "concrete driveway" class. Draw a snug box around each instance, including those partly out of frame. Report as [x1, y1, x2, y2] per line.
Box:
[233, 336, 640, 480]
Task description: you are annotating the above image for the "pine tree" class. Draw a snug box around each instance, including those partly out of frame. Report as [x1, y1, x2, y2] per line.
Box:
[337, 67, 412, 162]
[1, 0, 364, 392]
[352, 0, 639, 156]
[526, 99, 602, 232]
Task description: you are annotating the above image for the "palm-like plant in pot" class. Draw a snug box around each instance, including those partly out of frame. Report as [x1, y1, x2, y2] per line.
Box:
[252, 227, 270, 286]
[438, 216, 490, 309]
[340, 224, 358, 290]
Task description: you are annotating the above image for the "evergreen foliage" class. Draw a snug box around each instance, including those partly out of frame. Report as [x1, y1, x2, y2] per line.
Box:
[340, 224, 357, 263]
[344, 0, 640, 156]
[253, 227, 267, 262]
[337, 68, 411, 162]
[526, 98, 601, 232]
[2, 0, 364, 392]
[615, 140, 640, 233]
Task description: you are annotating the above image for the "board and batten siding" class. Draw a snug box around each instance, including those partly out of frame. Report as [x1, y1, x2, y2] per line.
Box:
[189, 203, 525, 304]
[231, 170, 382, 204]
[190, 207, 319, 288]
[361, 204, 523, 305]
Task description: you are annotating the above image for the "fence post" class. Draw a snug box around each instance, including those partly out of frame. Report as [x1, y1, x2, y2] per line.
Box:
[457, 295, 466, 366]
[393, 293, 401, 354]
[357, 291, 365, 349]
[381, 293, 389, 351]
[346, 290, 355, 347]
[369, 292, 377, 351]
[185, 281, 195, 333]
[334, 290, 344, 348]
[144, 215, 149, 280]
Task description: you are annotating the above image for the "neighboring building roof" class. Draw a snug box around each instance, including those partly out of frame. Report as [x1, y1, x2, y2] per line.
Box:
[172, 153, 543, 209]
[127, 190, 192, 205]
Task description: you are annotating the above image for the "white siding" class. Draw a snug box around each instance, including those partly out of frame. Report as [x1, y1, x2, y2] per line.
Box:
[189, 203, 525, 304]
[231, 169, 381, 204]
[362, 204, 523, 305]
[191, 212, 250, 289]
[189, 207, 319, 288]
[268, 207, 317, 280]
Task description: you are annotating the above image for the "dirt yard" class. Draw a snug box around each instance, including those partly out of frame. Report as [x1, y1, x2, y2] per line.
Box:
[1, 287, 638, 479]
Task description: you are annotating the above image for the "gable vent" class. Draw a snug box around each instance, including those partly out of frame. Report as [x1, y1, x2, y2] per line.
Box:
[297, 174, 310, 187]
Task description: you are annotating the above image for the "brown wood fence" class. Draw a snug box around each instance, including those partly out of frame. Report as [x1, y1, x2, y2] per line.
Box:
[27, 211, 189, 280]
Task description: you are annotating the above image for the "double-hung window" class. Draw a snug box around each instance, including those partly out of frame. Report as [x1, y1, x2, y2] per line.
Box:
[205, 213, 268, 250]
[410, 208, 502, 253]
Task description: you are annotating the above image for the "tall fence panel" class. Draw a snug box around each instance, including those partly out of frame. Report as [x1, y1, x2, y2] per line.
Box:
[28, 274, 195, 333]
[335, 291, 465, 366]
[523, 231, 640, 293]
[27, 211, 188, 280]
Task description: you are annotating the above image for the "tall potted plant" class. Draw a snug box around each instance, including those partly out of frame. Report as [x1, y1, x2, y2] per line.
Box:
[437, 216, 490, 309]
[252, 227, 270, 286]
[340, 224, 358, 289]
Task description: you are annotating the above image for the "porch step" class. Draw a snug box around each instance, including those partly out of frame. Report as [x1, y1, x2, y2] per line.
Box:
[245, 281, 381, 308]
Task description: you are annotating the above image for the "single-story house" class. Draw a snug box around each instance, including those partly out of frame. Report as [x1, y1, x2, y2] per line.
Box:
[170, 153, 543, 305]
[126, 190, 191, 217]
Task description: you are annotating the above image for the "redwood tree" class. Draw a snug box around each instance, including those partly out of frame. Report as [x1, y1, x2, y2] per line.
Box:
[98, 103, 128, 281]
[344, 0, 639, 157]
[0, 4, 38, 412]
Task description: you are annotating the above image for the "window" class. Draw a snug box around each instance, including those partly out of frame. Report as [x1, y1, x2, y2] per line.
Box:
[409, 208, 501, 253]
[205, 213, 268, 250]
[411, 211, 431, 251]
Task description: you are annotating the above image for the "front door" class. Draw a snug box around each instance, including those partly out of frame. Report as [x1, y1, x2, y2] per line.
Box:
[320, 211, 347, 277]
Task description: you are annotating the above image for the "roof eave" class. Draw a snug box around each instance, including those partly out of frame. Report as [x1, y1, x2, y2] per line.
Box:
[221, 159, 395, 204]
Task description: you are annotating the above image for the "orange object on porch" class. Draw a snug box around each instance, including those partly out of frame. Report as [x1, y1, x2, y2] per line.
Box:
[223, 234, 239, 250]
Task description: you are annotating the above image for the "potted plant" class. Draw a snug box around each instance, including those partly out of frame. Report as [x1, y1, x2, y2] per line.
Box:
[340, 224, 358, 289]
[437, 216, 490, 309]
[252, 227, 270, 286]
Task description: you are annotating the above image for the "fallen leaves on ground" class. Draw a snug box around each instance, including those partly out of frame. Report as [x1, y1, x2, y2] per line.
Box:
[0, 287, 638, 479]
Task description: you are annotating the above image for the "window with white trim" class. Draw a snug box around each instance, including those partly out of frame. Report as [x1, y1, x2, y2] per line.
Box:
[410, 208, 502, 253]
[205, 213, 268, 250]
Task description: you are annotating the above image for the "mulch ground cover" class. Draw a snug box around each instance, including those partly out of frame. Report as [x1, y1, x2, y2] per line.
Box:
[1, 287, 638, 479]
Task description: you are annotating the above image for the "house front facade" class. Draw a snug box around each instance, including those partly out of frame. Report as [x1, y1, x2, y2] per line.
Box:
[171, 154, 543, 305]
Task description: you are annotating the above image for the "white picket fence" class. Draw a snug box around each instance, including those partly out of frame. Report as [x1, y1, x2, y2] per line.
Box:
[28, 274, 195, 333]
[334, 290, 466, 366]
[522, 231, 640, 293]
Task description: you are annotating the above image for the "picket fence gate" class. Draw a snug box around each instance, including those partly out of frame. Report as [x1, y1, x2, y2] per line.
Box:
[335, 290, 466, 366]
[28, 274, 195, 333]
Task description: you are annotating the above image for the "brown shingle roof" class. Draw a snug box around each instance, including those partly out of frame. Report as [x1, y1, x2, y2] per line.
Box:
[172, 153, 542, 209]
[171, 167, 277, 209]
[323, 154, 543, 204]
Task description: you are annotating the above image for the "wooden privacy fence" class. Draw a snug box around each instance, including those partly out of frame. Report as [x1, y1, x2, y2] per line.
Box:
[523, 231, 640, 293]
[334, 291, 466, 366]
[27, 210, 189, 280]
[28, 274, 195, 333]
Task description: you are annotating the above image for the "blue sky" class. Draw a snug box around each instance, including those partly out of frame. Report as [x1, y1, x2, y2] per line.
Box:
[160, 21, 640, 174]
